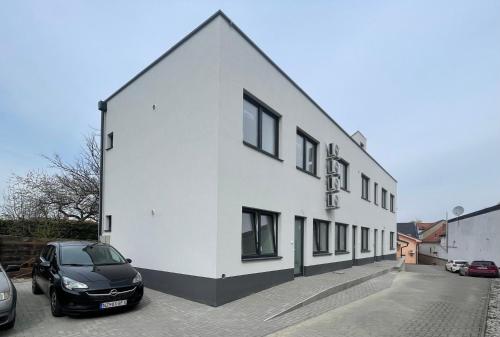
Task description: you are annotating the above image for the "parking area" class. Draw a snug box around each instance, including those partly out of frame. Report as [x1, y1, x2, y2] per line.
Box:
[269, 264, 492, 337]
[5, 263, 491, 337]
[3, 261, 398, 337]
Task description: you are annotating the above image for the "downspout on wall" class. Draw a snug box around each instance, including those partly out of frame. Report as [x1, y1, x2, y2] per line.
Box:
[97, 100, 107, 241]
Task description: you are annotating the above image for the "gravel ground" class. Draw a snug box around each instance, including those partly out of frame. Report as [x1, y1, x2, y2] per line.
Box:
[485, 279, 500, 337]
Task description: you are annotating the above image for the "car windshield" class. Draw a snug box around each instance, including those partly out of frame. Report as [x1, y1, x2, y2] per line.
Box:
[455, 261, 467, 265]
[60, 244, 126, 266]
[472, 261, 494, 266]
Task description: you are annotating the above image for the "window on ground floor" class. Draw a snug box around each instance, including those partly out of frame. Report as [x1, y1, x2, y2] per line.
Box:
[313, 220, 329, 254]
[361, 227, 369, 252]
[390, 232, 395, 250]
[335, 223, 348, 253]
[104, 215, 112, 232]
[241, 208, 278, 259]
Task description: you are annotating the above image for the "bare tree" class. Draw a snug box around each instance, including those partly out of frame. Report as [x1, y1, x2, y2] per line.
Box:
[1, 132, 100, 222]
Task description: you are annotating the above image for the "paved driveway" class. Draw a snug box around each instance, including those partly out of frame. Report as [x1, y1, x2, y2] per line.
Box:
[269, 264, 492, 337]
[2, 262, 397, 337]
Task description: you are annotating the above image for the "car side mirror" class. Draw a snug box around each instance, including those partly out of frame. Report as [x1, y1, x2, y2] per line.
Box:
[126, 258, 132, 264]
[5, 265, 20, 273]
[40, 260, 50, 268]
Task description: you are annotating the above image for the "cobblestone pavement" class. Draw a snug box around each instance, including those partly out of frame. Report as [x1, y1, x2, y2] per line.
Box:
[269, 264, 492, 337]
[2, 261, 397, 337]
[485, 279, 500, 337]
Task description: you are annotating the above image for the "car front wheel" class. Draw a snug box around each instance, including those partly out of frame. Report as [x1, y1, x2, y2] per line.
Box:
[50, 289, 64, 317]
[3, 316, 15, 330]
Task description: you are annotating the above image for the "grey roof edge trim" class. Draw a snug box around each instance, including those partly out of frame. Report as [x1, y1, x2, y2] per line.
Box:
[448, 204, 500, 223]
[101, 10, 397, 183]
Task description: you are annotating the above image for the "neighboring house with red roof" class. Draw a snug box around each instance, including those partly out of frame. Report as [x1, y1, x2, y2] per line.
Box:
[416, 222, 434, 236]
[419, 220, 448, 262]
[397, 233, 421, 264]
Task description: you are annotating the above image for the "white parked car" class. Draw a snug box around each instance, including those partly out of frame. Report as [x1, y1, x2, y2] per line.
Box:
[445, 260, 468, 273]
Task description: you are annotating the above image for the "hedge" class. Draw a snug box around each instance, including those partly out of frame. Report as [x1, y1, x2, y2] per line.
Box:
[0, 219, 98, 240]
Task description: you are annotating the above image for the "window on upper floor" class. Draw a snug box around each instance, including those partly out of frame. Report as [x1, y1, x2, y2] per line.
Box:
[106, 132, 114, 150]
[339, 160, 349, 190]
[335, 223, 348, 253]
[361, 227, 370, 252]
[296, 130, 318, 176]
[361, 174, 370, 201]
[381, 188, 388, 209]
[390, 194, 395, 212]
[243, 95, 279, 158]
[313, 220, 329, 254]
[242, 208, 278, 259]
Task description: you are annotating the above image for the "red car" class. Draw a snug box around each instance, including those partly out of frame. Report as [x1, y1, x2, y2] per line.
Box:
[468, 261, 499, 278]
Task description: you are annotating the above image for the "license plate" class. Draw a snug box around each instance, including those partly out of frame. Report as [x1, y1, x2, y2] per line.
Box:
[100, 300, 127, 309]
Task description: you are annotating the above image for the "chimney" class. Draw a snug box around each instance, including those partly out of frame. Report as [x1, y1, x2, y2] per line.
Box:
[351, 131, 367, 150]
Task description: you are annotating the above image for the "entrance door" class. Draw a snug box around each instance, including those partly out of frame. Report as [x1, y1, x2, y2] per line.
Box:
[374, 229, 378, 261]
[352, 226, 357, 265]
[294, 217, 304, 276]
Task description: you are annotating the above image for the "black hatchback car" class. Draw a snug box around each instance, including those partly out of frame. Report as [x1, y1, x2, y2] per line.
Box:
[32, 241, 143, 316]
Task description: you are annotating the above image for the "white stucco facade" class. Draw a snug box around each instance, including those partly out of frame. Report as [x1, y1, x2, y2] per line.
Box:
[447, 206, 500, 263]
[99, 12, 397, 305]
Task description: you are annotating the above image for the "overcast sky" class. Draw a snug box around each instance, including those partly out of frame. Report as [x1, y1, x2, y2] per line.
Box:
[1, 1, 499, 222]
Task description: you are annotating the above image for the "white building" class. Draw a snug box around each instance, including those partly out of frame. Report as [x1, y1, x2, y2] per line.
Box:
[447, 204, 500, 263]
[98, 11, 397, 306]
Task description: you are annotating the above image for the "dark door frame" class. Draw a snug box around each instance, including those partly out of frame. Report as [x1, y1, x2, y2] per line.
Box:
[294, 217, 305, 277]
[352, 225, 357, 265]
[381, 230, 385, 259]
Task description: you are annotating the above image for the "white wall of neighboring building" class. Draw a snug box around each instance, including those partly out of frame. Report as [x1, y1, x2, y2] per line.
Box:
[420, 241, 448, 260]
[448, 208, 500, 263]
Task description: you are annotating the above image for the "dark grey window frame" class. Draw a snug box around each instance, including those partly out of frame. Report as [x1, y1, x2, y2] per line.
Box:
[296, 128, 319, 177]
[242, 93, 280, 159]
[381, 188, 388, 209]
[241, 207, 279, 260]
[390, 194, 395, 212]
[339, 159, 349, 191]
[390, 232, 395, 250]
[361, 174, 370, 201]
[106, 132, 114, 150]
[374, 182, 378, 205]
[104, 215, 112, 232]
[313, 219, 330, 255]
[361, 227, 370, 252]
[335, 222, 348, 253]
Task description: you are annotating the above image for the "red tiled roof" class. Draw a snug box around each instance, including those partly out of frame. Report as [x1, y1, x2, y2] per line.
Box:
[421, 223, 446, 243]
[416, 222, 434, 231]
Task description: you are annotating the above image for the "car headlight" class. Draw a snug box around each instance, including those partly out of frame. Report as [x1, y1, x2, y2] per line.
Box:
[132, 272, 142, 284]
[0, 291, 10, 301]
[62, 276, 88, 290]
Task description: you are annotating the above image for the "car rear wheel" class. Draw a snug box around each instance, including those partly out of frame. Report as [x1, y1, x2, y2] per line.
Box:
[32, 275, 42, 295]
[50, 289, 64, 317]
